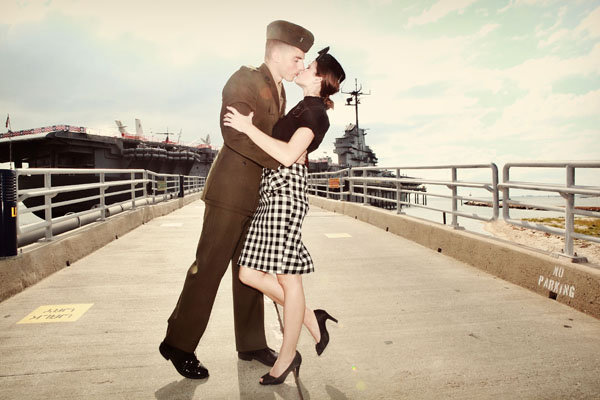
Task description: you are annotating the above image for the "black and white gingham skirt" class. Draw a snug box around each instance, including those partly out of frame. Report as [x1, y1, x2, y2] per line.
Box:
[238, 163, 314, 274]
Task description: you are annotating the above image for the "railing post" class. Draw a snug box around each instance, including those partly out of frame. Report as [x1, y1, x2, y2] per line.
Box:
[326, 174, 330, 199]
[131, 172, 136, 209]
[565, 165, 575, 256]
[179, 175, 185, 198]
[349, 168, 353, 203]
[502, 164, 510, 221]
[451, 167, 459, 228]
[0, 169, 18, 257]
[99, 172, 106, 221]
[148, 174, 156, 204]
[491, 163, 499, 221]
[44, 172, 53, 241]
[396, 168, 403, 214]
[143, 170, 148, 200]
[363, 171, 367, 205]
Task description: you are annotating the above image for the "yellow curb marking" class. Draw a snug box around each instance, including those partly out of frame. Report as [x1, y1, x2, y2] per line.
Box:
[325, 233, 352, 238]
[17, 304, 94, 324]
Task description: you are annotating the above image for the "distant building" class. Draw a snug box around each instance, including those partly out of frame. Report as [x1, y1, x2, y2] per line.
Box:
[309, 156, 334, 173]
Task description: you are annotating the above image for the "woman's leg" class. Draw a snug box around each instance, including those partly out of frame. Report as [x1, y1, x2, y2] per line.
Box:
[267, 273, 305, 378]
[239, 266, 320, 342]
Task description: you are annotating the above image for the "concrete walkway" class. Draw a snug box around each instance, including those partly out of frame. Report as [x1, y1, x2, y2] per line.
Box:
[1, 200, 599, 399]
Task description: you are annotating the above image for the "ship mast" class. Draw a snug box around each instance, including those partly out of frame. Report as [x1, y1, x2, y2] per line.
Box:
[343, 79, 370, 135]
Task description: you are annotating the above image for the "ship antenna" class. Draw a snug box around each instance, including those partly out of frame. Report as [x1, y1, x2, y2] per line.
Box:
[155, 127, 172, 143]
[6, 114, 13, 169]
[342, 79, 370, 135]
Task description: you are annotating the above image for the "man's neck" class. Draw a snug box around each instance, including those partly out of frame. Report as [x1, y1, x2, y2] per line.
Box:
[264, 60, 282, 86]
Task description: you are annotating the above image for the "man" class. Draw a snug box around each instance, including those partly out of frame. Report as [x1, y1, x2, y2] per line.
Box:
[159, 20, 314, 379]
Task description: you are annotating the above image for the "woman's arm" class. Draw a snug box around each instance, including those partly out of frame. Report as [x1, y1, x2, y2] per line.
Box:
[223, 106, 314, 167]
[219, 69, 279, 170]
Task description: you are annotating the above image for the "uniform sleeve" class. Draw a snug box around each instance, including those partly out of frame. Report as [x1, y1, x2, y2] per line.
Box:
[298, 107, 330, 153]
[220, 69, 280, 170]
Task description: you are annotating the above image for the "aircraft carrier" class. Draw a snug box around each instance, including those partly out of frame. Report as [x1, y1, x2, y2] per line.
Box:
[0, 119, 218, 217]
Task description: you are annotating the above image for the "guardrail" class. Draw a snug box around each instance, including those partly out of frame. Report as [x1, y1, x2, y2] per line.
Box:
[308, 164, 499, 228]
[308, 162, 599, 261]
[0, 168, 205, 254]
[498, 161, 600, 261]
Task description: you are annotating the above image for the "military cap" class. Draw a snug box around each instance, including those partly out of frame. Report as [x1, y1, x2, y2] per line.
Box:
[316, 47, 346, 84]
[266, 20, 314, 53]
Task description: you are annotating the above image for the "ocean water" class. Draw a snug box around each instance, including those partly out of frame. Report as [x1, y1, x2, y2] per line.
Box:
[398, 195, 600, 236]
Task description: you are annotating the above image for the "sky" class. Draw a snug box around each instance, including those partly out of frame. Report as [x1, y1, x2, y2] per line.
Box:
[0, 0, 599, 185]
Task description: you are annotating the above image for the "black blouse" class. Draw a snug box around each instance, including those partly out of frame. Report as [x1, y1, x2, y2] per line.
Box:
[271, 96, 330, 155]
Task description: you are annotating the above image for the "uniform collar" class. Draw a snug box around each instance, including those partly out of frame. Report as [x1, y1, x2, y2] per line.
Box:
[259, 63, 286, 116]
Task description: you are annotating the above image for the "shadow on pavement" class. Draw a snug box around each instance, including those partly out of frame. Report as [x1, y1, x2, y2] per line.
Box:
[237, 358, 304, 399]
[155, 377, 207, 400]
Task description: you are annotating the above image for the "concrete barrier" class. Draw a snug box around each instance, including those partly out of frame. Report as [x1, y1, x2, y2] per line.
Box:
[0, 193, 203, 302]
[309, 195, 600, 320]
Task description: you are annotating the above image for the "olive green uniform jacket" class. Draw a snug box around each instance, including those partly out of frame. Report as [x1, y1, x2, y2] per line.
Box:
[165, 63, 285, 354]
[201, 63, 284, 215]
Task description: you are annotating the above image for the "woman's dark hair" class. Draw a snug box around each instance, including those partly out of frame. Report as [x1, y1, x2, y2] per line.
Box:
[315, 47, 345, 110]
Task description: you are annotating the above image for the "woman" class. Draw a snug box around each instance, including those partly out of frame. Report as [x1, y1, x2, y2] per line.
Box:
[223, 47, 345, 385]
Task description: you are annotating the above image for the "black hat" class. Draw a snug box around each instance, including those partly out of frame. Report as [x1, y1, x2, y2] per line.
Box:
[266, 20, 314, 53]
[316, 47, 345, 84]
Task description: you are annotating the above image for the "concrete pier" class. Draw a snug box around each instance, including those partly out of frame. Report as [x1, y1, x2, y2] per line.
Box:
[1, 200, 599, 399]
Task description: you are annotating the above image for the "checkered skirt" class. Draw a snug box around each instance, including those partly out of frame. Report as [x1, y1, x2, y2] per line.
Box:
[238, 163, 314, 274]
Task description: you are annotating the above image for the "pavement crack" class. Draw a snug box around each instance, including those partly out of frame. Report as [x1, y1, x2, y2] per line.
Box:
[0, 365, 148, 378]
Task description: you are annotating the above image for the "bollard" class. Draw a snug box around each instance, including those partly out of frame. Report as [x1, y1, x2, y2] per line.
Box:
[1, 169, 18, 257]
[179, 175, 185, 198]
[0, 171, 3, 257]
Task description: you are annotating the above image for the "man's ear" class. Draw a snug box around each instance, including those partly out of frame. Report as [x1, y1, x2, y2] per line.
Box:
[271, 47, 282, 63]
[314, 76, 323, 85]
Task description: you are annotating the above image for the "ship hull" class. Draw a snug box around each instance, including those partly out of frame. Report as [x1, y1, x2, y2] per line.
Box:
[0, 130, 217, 217]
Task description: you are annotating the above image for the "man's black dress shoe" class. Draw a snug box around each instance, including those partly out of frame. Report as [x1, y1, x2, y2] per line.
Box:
[159, 341, 209, 379]
[238, 347, 278, 367]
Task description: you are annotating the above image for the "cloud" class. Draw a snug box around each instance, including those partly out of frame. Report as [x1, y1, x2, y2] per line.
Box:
[575, 5, 600, 39]
[477, 23, 501, 37]
[538, 28, 569, 47]
[503, 43, 600, 93]
[1, 0, 599, 171]
[406, 0, 479, 28]
[499, 0, 553, 13]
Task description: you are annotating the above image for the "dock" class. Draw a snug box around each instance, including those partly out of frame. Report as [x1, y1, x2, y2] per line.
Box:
[1, 199, 599, 399]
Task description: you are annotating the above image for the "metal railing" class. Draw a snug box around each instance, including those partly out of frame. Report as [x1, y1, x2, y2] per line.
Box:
[308, 164, 500, 228]
[0, 168, 205, 251]
[498, 161, 600, 260]
[308, 162, 599, 260]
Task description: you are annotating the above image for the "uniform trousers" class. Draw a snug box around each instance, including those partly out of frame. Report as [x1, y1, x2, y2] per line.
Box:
[164, 204, 267, 353]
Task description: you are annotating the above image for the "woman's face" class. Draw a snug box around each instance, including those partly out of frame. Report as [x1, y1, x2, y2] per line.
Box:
[295, 60, 318, 88]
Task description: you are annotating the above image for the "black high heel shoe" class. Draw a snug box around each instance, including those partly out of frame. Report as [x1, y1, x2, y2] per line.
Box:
[314, 309, 338, 356]
[260, 351, 302, 385]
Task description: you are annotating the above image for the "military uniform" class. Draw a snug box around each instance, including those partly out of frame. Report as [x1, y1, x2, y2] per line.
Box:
[164, 63, 286, 354]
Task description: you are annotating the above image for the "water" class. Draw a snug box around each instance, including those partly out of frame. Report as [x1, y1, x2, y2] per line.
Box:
[399, 195, 600, 236]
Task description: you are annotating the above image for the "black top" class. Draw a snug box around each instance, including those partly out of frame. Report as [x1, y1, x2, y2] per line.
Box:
[271, 96, 330, 155]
